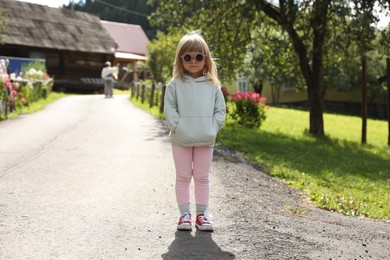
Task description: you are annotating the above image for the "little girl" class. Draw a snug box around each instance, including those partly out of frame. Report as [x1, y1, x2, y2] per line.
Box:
[164, 31, 226, 231]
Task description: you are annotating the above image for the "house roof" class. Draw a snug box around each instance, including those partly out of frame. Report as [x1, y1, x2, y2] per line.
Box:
[115, 52, 146, 61]
[0, 0, 117, 54]
[101, 20, 149, 56]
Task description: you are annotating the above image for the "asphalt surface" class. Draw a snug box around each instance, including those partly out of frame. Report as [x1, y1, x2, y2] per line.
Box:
[0, 95, 389, 260]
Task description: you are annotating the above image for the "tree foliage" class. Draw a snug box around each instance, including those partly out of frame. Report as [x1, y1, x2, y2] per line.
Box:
[149, 0, 389, 136]
[63, 0, 156, 39]
[146, 31, 182, 84]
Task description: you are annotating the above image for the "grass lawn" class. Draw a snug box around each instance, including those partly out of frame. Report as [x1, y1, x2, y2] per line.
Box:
[218, 106, 389, 220]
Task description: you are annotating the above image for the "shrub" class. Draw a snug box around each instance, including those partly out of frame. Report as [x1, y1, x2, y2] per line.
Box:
[230, 92, 269, 128]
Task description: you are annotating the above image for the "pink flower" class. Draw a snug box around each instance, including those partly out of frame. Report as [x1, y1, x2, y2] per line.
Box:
[11, 90, 17, 96]
[5, 79, 12, 89]
[12, 82, 20, 89]
[231, 92, 267, 107]
[21, 98, 27, 104]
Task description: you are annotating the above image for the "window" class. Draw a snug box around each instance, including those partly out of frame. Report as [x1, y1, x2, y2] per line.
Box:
[236, 73, 249, 92]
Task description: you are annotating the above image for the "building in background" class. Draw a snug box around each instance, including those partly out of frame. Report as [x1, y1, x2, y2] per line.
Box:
[101, 20, 149, 85]
[0, 0, 117, 92]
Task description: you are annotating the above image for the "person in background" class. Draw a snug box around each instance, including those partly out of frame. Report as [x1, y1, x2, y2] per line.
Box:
[101, 61, 118, 98]
[164, 31, 226, 232]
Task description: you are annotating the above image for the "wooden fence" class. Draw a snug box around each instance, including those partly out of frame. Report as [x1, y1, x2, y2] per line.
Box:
[130, 82, 166, 113]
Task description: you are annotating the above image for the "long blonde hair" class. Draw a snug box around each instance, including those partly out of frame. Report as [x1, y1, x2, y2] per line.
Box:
[173, 31, 220, 86]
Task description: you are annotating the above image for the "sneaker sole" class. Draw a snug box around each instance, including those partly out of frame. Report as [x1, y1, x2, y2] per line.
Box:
[177, 224, 192, 231]
[195, 223, 214, 232]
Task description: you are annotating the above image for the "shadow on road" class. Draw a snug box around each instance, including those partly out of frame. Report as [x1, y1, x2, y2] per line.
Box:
[161, 230, 235, 260]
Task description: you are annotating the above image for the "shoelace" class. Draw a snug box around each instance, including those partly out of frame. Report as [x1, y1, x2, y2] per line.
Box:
[198, 215, 211, 224]
[180, 213, 191, 223]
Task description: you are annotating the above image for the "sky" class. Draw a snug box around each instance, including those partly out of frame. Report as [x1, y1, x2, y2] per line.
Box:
[16, 0, 390, 28]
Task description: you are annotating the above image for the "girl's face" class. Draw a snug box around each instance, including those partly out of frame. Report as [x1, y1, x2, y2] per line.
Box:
[181, 51, 205, 78]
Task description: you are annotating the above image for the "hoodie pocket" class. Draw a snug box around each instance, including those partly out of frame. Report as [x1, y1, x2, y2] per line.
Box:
[174, 116, 216, 144]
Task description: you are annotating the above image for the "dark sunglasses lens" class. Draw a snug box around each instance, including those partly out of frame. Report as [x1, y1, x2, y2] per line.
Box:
[196, 54, 204, 62]
[183, 54, 192, 62]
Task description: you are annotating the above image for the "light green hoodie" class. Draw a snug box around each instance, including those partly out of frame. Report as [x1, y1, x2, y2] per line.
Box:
[164, 75, 226, 147]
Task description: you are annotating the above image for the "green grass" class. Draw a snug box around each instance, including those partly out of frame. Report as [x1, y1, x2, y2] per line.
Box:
[219, 106, 390, 220]
[113, 89, 130, 95]
[130, 96, 165, 119]
[131, 97, 389, 220]
[5, 91, 68, 119]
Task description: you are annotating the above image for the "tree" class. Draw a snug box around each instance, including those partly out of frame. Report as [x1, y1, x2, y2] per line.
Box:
[63, 0, 156, 39]
[241, 19, 304, 105]
[146, 31, 182, 84]
[150, 0, 389, 136]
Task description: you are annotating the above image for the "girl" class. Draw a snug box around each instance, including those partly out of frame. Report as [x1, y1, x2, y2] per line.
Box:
[164, 31, 226, 232]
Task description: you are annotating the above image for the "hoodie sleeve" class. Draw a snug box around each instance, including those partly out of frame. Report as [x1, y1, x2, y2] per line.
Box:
[213, 87, 226, 130]
[164, 80, 180, 132]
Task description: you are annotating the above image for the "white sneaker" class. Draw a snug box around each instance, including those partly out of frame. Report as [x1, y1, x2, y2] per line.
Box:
[177, 213, 192, 231]
[195, 214, 214, 232]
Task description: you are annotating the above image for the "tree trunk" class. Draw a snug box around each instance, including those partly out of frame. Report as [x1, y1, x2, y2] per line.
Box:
[307, 81, 325, 135]
[256, 0, 328, 136]
[288, 28, 325, 136]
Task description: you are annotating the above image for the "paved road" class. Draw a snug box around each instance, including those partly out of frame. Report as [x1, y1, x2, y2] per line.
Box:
[0, 95, 389, 260]
[0, 95, 236, 259]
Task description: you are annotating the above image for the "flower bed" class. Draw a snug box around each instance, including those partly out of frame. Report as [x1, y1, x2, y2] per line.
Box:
[0, 60, 53, 119]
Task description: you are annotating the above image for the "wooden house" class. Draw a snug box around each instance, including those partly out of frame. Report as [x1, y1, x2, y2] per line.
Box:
[101, 20, 149, 84]
[0, 0, 117, 92]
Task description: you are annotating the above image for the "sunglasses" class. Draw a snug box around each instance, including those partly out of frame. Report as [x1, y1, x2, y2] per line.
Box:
[181, 53, 205, 63]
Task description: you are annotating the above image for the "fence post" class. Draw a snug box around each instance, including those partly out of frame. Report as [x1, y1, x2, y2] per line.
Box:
[387, 57, 390, 146]
[155, 91, 159, 107]
[136, 83, 140, 100]
[361, 56, 367, 144]
[150, 84, 155, 108]
[159, 84, 166, 114]
[141, 84, 145, 104]
[130, 82, 133, 98]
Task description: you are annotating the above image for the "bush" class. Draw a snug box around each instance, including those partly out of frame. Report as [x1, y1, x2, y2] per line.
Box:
[230, 92, 268, 128]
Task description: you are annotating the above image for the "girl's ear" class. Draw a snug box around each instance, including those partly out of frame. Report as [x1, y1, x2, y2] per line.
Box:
[203, 64, 208, 74]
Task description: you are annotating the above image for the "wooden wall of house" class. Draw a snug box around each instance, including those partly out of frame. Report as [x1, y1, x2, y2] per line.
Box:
[0, 44, 114, 80]
[0, 45, 31, 58]
[46, 50, 114, 80]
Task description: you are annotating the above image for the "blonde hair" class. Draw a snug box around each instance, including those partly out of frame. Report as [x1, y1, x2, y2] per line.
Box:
[173, 31, 220, 86]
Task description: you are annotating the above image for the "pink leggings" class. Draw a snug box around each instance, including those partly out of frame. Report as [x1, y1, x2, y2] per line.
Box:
[172, 146, 213, 206]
